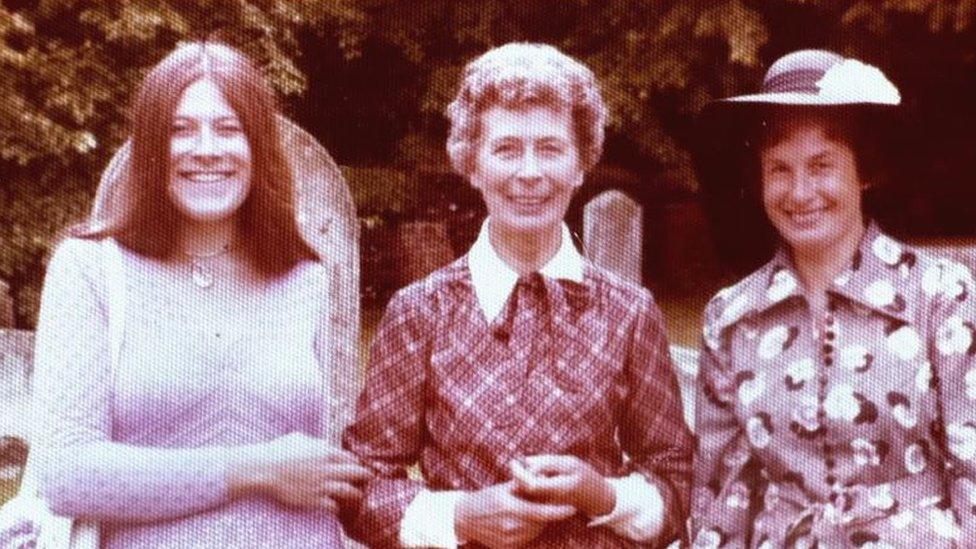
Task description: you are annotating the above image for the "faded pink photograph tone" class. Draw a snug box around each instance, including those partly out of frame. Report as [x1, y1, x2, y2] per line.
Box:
[1, 1, 976, 548]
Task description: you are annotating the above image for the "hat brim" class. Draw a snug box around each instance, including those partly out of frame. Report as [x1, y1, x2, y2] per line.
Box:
[711, 92, 900, 108]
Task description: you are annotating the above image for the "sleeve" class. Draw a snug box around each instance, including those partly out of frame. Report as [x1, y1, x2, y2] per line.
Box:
[31, 239, 233, 522]
[399, 489, 465, 547]
[928, 275, 976, 542]
[313, 260, 362, 446]
[615, 291, 695, 547]
[341, 285, 436, 547]
[587, 473, 664, 541]
[689, 298, 760, 549]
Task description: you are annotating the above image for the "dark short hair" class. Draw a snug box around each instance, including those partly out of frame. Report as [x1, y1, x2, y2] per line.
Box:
[78, 42, 316, 276]
[742, 105, 888, 222]
[753, 106, 883, 186]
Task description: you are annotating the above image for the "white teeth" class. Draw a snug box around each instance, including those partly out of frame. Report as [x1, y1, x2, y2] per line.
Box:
[183, 172, 230, 183]
[788, 209, 825, 223]
[511, 196, 547, 205]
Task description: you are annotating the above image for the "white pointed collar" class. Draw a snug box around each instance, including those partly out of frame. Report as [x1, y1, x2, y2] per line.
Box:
[467, 218, 584, 323]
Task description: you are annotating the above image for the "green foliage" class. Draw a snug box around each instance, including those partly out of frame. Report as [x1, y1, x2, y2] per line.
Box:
[0, 0, 974, 326]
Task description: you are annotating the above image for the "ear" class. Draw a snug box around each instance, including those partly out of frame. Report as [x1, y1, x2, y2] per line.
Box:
[570, 169, 586, 189]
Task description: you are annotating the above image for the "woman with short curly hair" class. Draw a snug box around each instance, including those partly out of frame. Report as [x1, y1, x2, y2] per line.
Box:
[344, 42, 693, 548]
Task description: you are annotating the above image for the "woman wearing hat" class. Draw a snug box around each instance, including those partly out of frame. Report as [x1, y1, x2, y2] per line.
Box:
[691, 50, 976, 547]
[343, 43, 693, 548]
[1, 42, 370, 547]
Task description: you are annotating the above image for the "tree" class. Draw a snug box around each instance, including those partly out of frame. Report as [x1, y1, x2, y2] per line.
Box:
[1, 0, 974, 325]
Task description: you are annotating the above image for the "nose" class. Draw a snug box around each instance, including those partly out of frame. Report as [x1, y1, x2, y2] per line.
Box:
[192, 125, 219, 162]
[516, 150, 543, 182]
[787, 171, 817, 203]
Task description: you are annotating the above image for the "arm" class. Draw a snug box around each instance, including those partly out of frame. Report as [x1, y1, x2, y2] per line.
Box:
[341, 286, 434, 546]
[689, 299, 758, 549]
[614, 291, 695, 546]
[929, 283, 976, 541]
[30, 239, 233, 522]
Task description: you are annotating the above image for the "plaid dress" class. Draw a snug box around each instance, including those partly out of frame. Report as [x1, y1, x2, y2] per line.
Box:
[343, 257, 693, 547]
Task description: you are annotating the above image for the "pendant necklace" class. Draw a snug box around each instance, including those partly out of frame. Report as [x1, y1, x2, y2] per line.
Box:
[183, 243, 232, 289]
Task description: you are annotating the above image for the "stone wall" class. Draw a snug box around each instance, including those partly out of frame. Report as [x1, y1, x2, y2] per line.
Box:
[0, 329, 33, 440]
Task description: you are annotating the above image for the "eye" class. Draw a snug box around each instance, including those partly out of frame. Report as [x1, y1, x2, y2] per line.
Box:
[217, 120, 244, 134]
[809, 160, 833, 175]
[538, 143, 564, 156]
[171, 120, 193, 135]
[493, 143, 519, 157]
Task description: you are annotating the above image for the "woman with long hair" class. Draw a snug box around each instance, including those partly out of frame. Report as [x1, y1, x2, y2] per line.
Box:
[8, 42, 369, 547]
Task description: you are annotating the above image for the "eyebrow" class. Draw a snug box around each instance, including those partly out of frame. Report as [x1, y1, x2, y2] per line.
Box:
[810, 150, 836, 161]
[171, 115, 241, 123]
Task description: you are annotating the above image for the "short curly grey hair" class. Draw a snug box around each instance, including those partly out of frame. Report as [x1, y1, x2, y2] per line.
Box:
[445, 42, 609, 176]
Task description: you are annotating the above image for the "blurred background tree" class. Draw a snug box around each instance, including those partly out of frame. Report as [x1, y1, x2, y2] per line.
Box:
[1, 0, 975, 326]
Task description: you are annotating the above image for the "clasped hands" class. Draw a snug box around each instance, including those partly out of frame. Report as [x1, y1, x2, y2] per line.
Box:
[227, 432, 372, 513]
[455, 454, 616, 548]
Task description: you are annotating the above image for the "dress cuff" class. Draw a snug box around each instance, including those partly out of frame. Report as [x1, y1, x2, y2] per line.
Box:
[588, 473, 664, 542]
[399, 489, 466, 548]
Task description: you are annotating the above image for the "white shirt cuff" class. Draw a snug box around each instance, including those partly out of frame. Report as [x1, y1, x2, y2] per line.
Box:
[587, 473, 664, 542]
[399, 489, 466, 548]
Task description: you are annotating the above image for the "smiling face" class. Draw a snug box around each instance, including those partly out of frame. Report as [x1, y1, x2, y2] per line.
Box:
[760, 118, 864, 258]
[167, 78, 253, 223]
[470, 104, 583, 239]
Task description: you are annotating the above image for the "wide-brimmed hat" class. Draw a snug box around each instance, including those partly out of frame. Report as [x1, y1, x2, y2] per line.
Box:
[710, 49, 900, 108]
[693, 49, 905, 272]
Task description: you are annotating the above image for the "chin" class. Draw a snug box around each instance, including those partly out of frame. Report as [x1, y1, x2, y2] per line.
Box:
[500, 216, 560, 234]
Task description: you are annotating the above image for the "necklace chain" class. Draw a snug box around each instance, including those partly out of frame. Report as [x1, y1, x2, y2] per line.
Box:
[182, 243, 233, 289]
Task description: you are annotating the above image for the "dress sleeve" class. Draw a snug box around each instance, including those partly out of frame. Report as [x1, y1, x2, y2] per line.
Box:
[928, 272, 976, 541]
[31, 239, 232, 522]
[690, 298, 760, 549]
[616, 291, 695, 547]
[341, 284, 434, 547]
[313, 261, 362, 446]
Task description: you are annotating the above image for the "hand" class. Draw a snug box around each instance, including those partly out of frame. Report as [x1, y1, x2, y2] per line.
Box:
[510, 455, 616, 517]
[455, 481, 577, 548]
[0, 496, 42, 549]
[228, 432, 373, 513]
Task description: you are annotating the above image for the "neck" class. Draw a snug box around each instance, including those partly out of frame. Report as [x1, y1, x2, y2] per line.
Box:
[791, 222, 865, 298]
[488, 220, 562, 276]
[178, 217, 237, 257]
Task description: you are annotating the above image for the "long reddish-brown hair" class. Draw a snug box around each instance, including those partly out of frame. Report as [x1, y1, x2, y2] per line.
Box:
[80, 41, 316, 276]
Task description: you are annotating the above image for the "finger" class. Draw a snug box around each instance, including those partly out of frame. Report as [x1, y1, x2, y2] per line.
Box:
[311, 463, 374, 482]
[318, 481, 363, 502]
[514, 473, 578, 501]
[323, 448, 363, 465]
[319, 496, 339, 514]
[523, 454, 578, 476]
[509, 458, 536, 490]
[510, 500, 577, 522]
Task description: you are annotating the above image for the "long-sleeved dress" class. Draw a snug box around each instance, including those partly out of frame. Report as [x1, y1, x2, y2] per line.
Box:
[691, 223, 976, 548]
[342, 240, 694, 548]
[31, 238, 353, 548]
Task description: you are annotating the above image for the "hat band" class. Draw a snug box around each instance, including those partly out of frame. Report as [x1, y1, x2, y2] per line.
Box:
[762, 68, 826, 94]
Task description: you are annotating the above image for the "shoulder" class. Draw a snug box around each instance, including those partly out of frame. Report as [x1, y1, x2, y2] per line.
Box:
[45, 237, 107, 283]
[386, 257, 471, 318]
[583, 263, 656, 311]
[701, 261, 780, 351]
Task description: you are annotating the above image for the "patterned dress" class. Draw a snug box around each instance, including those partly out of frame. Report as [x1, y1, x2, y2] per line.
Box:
[343, 255, 694, 548]
[691, 223, 976, 548]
